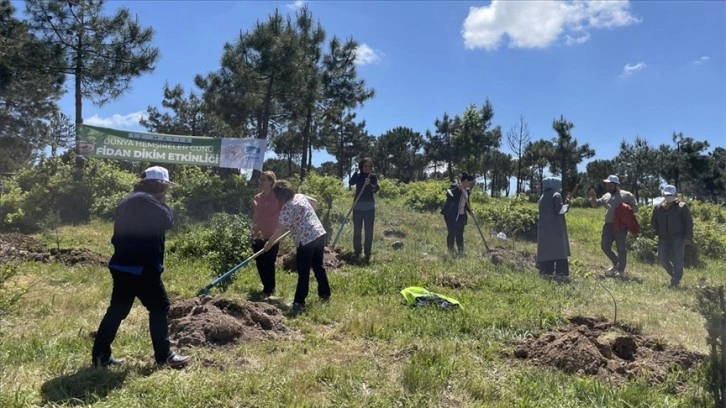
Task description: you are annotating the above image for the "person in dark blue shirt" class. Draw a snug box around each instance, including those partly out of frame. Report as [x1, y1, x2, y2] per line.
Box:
[92, 166, 190, 369]
[348, 158, 380, 262]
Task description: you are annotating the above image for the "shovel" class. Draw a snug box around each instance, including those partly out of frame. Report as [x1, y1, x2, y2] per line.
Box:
[330, 181, 368, 248]
[469, 211, 491, 252]
[197, 231, 290, 296]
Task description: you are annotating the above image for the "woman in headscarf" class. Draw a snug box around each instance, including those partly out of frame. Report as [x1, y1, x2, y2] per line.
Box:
[536, 177, 570, 277]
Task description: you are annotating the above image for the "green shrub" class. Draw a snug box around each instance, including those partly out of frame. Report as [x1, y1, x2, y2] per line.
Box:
[377, 177, 402, 200]
[169, 213, 253, 291]
[0, 181, 25, 232]
[635, 206, 656, 240]
[170, 167, 253, 223]
[0, 156, 138, 231]
[690, 221, 726, 266]
[570, 196, 590, 208]
[87, 160, 139, 220]
[694, 285, 726, 408]
[689, 200, 726, 224]
[475, 195, 538, 241]
[631, 235, 658, 264]
[403, 180, 450, 213]
[299, 172, 347, 232]
[469, 186, 492, 207]
[6, 156, 91, 231]
[300, 172, 346, 214]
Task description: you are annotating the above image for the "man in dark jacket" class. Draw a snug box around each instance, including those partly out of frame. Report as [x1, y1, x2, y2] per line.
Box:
[651, 185, 693, 288]
[92, 166, 190, 369]
[441, 173, 474, 257]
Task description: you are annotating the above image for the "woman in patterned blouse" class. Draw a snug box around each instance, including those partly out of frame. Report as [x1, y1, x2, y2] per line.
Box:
[264, 180, 331, 310]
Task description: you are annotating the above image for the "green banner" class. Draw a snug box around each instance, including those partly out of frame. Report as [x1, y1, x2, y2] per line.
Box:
[76, 125, 266, 170]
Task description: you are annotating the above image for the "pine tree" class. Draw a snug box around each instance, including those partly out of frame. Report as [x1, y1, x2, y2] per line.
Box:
[0, 0, 64, 163]
[25, 0, 159, 125]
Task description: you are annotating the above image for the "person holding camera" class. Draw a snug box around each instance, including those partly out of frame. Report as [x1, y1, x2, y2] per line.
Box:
[348, 158, 379, 261]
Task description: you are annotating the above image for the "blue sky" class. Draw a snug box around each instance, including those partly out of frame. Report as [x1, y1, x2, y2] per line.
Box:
[39, 0, 726, 167]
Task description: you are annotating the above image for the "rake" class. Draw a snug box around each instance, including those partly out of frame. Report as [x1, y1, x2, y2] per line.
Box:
[330, 181, 368, 249]
[197, 231, 290, 296]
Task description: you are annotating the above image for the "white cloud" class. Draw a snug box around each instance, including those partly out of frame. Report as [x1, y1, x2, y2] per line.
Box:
[462, 0, 640, 50]
[84, 111, 146, 129]
[355, 43, 382, 65]
[565, 26, 590, 45]
[286, 0, 306, 11]
[621, 62, 646, 77]
[692, 56, 710, 65]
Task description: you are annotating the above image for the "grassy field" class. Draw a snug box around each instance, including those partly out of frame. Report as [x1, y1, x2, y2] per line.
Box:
[1, 197, 723, 407]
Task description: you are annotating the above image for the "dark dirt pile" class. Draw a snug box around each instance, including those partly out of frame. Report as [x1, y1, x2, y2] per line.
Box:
[277, 246, 348, 271]
[0, 233, 107, 266]
[488, 247, 538, 271]
[512, 315, 704, 384]
[168, 296, 299, 347]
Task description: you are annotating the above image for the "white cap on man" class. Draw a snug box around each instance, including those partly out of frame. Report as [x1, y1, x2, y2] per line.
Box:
[602, 175, 620, 184]
[142, 166, 178, 186]
[662, 185, 676, 196]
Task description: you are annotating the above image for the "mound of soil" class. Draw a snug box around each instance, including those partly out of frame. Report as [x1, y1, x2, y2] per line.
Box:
[0, 233, 107, 266]
[488, 247, 537, 271]
[277, 246, 346, 271]
[512, 316, 704, 384]
[168, 296, 299, 347]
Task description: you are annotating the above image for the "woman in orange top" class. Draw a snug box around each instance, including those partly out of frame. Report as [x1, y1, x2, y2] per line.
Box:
[252, 171, 283, 297]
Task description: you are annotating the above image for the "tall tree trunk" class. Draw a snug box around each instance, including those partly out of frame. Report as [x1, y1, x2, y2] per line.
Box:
[74, 43, 85, 170]
[300, 108, 312, 178]
[260, 77, 275, 140]
[337, 125, 344, 179]
[308, 142, 312, 173]
[74, 46, 83, 125]
[516, 159, 522, 195]
[538, 168, 544, 196]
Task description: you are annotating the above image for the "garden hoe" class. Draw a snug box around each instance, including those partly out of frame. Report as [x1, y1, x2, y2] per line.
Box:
[469, 211, 492, 253]
[330, 181, 368, 248]
[197, 231, 290, 296]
